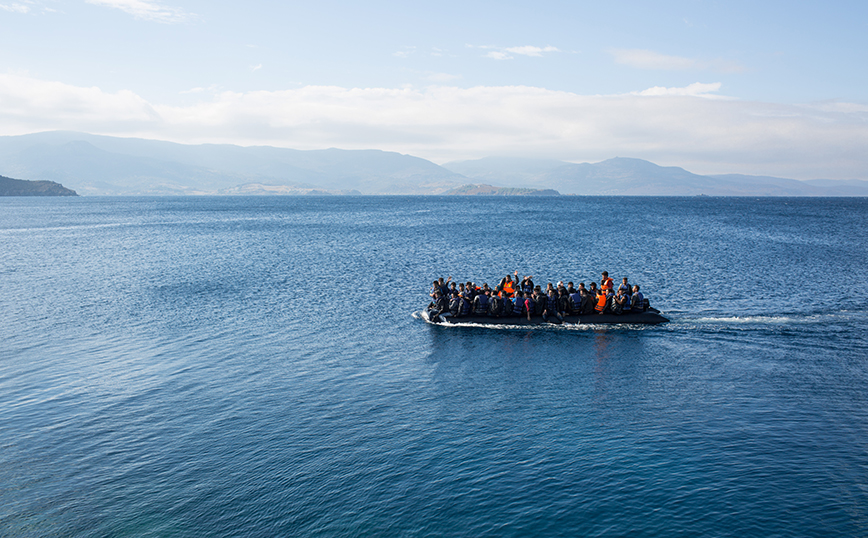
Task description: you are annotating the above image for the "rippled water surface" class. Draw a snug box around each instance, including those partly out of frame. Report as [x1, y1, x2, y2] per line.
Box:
[2, 196, 867, 537]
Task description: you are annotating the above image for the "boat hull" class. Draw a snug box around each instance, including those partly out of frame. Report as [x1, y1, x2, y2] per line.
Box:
[421, 309, 669, 326]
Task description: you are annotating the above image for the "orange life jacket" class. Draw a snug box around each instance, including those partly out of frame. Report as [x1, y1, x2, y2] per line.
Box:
[601, 277, 613, 291]
[503, 281, 515, 296]
[595, 293, 608, 312]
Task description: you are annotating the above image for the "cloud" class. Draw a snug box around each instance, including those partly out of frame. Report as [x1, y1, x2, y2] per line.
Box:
[504, 46, 560, 57]
[1, 73, 866, 180]
[0, 3, 30, 13]
[85, 0, 194, 23]
[610, 48, 745, 73]
[634, 82, 730, 99]
[485, 51, 513, 60]
[251, 64, 262, 72]
[479, 45, 561, 61]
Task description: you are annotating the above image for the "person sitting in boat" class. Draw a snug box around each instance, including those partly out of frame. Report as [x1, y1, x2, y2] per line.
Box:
[566, 282, 576, 295]
[595, 287, 611, 314]
[578, 282, 596, 314]
[618, 277, 630, 294]
[488, 291, 505, 317]
[532, 286, 547, 317]
[630, 285, 645, 312]
[448, 291, 463, 317]
[472, 288, 490, 315]
[428, 290, 449, 321]
[523, 291, 535, 321]
[557, 288, 571, 319]
[512, 291, 527, 317]
[542, 288, 564, 322]
[621, 286, 633, 314]
[569, 285, 584, 314]
[610, 288, 628, 315]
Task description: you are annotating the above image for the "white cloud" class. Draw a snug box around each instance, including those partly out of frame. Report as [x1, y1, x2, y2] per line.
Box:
[478, 45, 560, 61]
[1, 73, 866, 180]
[485, 51, 513, 60]
[85, 0, 193, 23]
[610, 48, 745, 73]
[504, 46, 560, 57]
[0, 3, 30, 13]
[635, 82, 729, 99]
[251, 64, 262, 72]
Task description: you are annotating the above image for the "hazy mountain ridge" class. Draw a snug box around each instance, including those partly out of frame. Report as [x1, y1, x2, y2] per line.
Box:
[1, 132, 866, 196]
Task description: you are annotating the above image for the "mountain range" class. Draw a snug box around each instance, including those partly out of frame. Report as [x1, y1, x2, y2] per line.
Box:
[1, 131, 866, 196]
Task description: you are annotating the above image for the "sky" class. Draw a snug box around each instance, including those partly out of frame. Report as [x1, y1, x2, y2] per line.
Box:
[1, 0, 867, 179]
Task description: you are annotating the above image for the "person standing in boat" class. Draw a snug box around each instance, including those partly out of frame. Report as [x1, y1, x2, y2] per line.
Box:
[600, 271, 614, 292]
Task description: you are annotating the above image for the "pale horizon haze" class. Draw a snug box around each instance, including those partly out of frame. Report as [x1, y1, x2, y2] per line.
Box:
[1, 0, 867, 180]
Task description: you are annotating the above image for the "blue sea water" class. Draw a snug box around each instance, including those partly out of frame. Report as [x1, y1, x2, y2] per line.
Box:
[1, 195, 867, 537]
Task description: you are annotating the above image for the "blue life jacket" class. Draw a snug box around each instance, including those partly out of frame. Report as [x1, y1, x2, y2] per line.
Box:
[513, 297, 526, 315]
[473, 294, 489, 315]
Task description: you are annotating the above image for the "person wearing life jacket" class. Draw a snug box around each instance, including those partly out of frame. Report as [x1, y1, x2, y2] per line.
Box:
[448, 291, 463, 317]
[621, 286, 633, 314]
[611, 288, 627, 315]
[523, 291, 535, 321]
[569, 285, 584, 314]
[558, 288, 571, 318]
[472, 288, 490, 315]
[595, 287, 610, 314]
[566, 282, 576, 295]
[578, 283, 595, 314]
[532, 286, 547, 316]
[427, 290, 449, 321]
[502, 275, 516, 297]
[501, 293, 514, 317]
[600, 271, 614, 292]
[520, 275, 535, 295]
[513, 291, 527, 317]
[488, 292, 504, 317]
[542, 288, 564, 322]
[618, 277, 630, 294]
[630, 285, 645, 312]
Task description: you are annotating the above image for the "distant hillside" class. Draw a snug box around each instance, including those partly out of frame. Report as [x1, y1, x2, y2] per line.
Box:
[0, 175, 77, 196]
[2, 131, 866, 196]
[444, 157, 868, 196]
[0, 131, 466, 195]
[444, 184, 560, 196]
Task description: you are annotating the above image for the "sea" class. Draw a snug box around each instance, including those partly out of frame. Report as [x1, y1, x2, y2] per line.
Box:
[1, 195, 867, 537]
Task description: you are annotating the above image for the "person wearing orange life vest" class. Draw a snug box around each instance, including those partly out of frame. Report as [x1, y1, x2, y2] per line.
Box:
[595, 286, 613, 314]
[600, 271, 614, 292]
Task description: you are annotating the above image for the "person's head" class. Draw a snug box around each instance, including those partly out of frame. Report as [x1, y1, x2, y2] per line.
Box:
[450, 282, 457, 288]
[458, 283, 465, 290]
[589, 282, 597, 289]
[579, 282, 586, 290]
[602, 271, 608, 277]
[622, 277, 628, 283]
[438, 277, 445, 284]
[633, 285, 640, 292]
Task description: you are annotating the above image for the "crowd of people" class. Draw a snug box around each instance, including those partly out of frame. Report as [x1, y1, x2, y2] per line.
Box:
[426, 270, 649, 322]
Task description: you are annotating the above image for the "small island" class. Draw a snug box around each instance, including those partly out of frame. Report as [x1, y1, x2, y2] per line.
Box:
[0, 175, 78, 196]
[445, 184, 560, 196]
